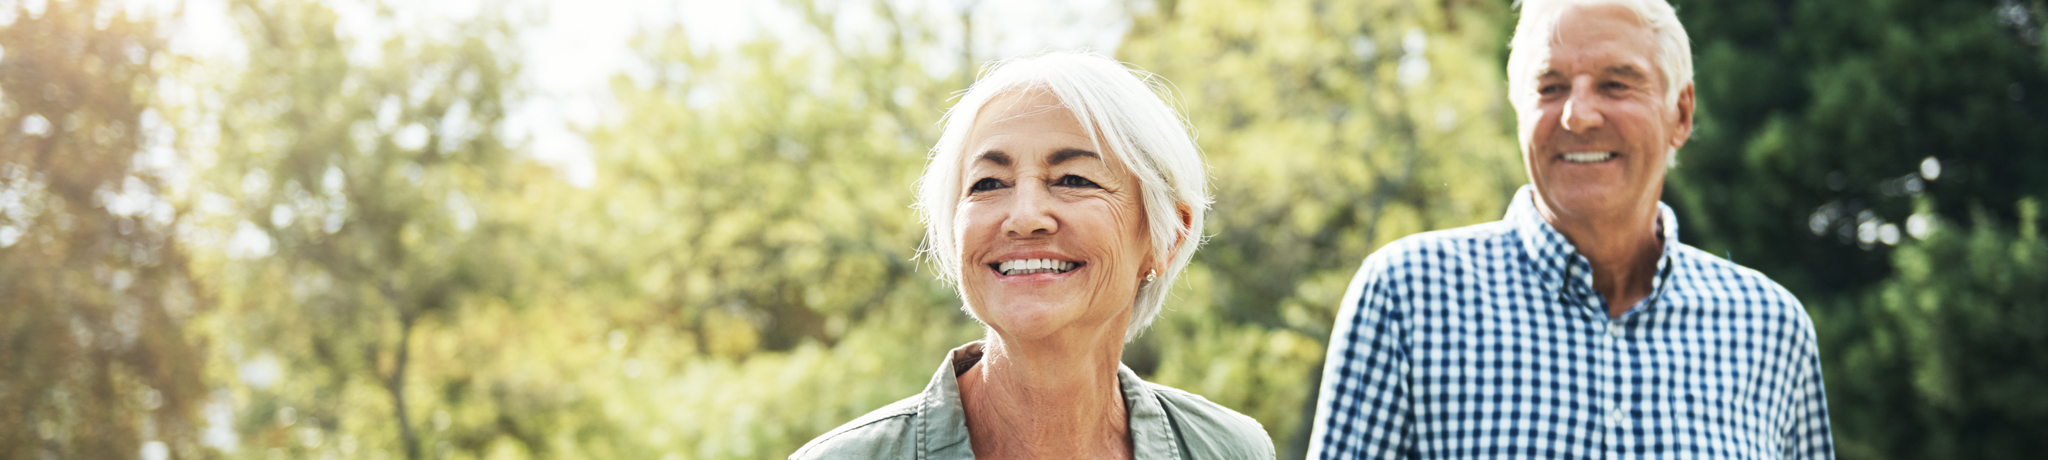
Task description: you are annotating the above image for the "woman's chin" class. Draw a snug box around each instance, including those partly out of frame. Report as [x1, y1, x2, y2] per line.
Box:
[977, 300, 1107, 342]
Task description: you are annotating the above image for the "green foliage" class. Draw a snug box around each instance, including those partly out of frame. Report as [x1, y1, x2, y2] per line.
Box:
[8, 0, 2044, 458]
[2, 0, 1524, 457]
[1668, 0, 2048, 457]
[185, 0, 533, 458]
[1118, 0, 1521, 455]
[1662, 0, 2048, 455]
[555, 5, 985, 453]
[1668, 0, 2048, 294]
[1818, 200, 2048, 459]
[0, 1, 210, 458]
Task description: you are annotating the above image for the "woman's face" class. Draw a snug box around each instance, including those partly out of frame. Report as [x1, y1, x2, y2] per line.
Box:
[955, 89, 1154, 342]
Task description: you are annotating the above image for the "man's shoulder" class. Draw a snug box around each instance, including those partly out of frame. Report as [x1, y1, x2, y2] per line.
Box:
[1361, 220, 1519, 272]
[1670, 243, 1802, 304]
[788, 395, 922, 460]
[1143, 382, 1277, 459]
[1668, 243, 1816, 333]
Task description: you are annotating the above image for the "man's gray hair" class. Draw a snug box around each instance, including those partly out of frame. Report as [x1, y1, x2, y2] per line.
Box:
[914, 51, 1210, 343]
[1507, 0, 1694, 165]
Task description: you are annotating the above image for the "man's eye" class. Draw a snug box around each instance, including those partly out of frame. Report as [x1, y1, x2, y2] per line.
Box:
[1539, 84, 1567, 95]
[1053, 175, 1099, 188]
[969, 178, 1005, 192]
[1603, 81, 1630, 91]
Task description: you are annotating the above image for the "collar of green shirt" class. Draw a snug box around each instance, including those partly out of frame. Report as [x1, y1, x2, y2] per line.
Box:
[914, 341, 1182, 459]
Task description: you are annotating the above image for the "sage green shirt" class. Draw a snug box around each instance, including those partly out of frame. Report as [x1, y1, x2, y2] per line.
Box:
[791, 342, 1276, 460]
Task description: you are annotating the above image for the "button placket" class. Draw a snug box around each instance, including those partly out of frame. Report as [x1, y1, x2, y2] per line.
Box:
[1605, 319, 1629, 459]
[1598, 318, 1628, 459]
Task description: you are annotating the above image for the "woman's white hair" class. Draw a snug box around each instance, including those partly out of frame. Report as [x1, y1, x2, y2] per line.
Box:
[914, 51, 1210, 343]
[1507, 0, 1694, 165]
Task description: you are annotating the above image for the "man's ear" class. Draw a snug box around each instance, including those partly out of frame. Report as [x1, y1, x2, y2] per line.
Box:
[1670, 83, 1696, 150]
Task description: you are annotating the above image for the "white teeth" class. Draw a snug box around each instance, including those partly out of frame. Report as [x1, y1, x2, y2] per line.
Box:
[1562, 152, 1617, 163]
[997, 258, 1079, 276]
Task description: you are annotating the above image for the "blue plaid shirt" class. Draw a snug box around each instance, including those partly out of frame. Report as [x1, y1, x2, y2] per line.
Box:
[1309, 187, 1833, 459]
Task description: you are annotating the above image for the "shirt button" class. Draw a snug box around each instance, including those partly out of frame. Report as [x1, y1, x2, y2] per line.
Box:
[1608, 326, 1623, 338]
[1608, 408, 1626, 424]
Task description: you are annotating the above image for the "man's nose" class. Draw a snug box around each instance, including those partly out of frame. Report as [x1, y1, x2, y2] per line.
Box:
[1562, 79, 1605, 132]
[1001, 182, 1058, 237]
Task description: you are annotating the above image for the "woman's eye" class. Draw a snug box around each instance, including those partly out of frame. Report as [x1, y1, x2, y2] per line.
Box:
[1053, 175, 1099, 188]
[969, 178, 1005, 192]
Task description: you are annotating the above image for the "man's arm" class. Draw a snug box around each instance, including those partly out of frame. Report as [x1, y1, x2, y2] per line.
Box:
[1783, 325, 1836, 459]
[1307, 257, 1413, 459]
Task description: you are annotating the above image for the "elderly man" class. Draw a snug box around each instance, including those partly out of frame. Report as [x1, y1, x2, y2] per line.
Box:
[1307, 0, 1834, 458]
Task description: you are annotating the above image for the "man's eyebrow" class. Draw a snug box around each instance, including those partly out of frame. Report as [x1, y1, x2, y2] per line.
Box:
[1605, 65, 1649, 80]
[1048, 148, 1099, 165]
[974, 150, 1011, 166]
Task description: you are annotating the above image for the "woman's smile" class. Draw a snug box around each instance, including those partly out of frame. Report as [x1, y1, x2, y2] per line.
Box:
[801, 51, 1250, 460]
[989, 254, 1088, 283]
[951, 88, 1154, 340]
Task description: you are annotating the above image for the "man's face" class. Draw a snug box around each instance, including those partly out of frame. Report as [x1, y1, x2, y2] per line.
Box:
[1518, 3, 1693, 224]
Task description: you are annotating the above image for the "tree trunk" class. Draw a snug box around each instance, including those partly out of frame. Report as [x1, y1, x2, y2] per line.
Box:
[387, 315, 421, 460]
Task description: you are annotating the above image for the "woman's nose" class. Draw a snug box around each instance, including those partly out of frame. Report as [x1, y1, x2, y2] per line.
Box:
[1001, 182, 1058, 237]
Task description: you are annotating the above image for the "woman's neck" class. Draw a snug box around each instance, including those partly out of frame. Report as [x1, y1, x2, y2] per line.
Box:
[957, 330, 1132, 460]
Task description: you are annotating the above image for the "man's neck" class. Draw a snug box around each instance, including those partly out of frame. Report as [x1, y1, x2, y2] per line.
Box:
[1535, 194, 1665, 318]
[957, 330, 1131, 460]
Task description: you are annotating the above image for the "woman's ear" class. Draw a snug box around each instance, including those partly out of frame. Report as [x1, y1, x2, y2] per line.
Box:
[1158, 202, 1194, 271]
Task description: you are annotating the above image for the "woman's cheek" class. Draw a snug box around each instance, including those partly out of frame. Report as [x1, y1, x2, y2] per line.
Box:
[954, 203, 989, 280]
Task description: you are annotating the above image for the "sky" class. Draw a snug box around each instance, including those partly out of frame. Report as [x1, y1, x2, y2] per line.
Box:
[144, 0, 1131, 187]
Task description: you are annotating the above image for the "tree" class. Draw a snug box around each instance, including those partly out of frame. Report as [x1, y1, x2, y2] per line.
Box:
[1667, 0, 2048, 295]
[0, 1, 211, 458]
[549, 2, 986, 454]
[184, 0, 530, 458]
[1666, 0, 2048, 457]
[1817, 201, 2048, 459]
[1117, 0, 1522, 455]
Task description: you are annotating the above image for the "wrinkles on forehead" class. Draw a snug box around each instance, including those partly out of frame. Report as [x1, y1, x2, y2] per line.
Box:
[965, 87, 1132, 175]
[1517, 3, 1666, 91]
[1536, 63, 1656, 85]
[971, 148, 1101, 168]
[976, 87, 1073, 127]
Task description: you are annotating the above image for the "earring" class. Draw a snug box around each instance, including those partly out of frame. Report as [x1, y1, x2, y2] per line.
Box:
[1145, 270, 1157, 282]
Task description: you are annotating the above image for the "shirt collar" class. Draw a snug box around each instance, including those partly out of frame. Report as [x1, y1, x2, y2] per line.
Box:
[1504, 185, 1681, 315]
[918, 343, 975, 458]
[1118, 360, 1180, 459]
[918, 341, 1178, 459]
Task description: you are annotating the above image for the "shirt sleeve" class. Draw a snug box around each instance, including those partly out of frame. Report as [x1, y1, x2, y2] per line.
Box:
[1308, 256, 1414, 459]
[1782, 324, 1836, 459]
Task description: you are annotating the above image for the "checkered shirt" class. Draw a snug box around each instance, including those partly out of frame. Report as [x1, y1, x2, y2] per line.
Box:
[1308, 187, 1834, 459]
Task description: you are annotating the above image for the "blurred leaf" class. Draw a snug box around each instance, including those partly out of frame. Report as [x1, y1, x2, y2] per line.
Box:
[0, 1, 211, 458]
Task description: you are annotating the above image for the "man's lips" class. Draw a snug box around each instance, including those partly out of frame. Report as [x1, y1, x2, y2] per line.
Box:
[1557, 151, 1619, 163]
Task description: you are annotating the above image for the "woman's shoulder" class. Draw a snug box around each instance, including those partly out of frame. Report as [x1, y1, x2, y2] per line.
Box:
[1141, 382, 1277, 460]
[787, 395, 923, 460]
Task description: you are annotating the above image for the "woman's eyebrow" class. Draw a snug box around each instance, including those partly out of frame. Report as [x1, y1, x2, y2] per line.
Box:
[1047, 148, 1099, 165]
[974, 150, 1012, 166]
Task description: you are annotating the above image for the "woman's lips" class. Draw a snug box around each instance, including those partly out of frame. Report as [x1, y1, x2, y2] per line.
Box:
[986, 260, 1086, 281]
[992, 258, 1083, 276]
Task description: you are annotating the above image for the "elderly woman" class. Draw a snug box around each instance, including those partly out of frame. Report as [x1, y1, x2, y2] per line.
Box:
[791, 52, 1274, 459]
